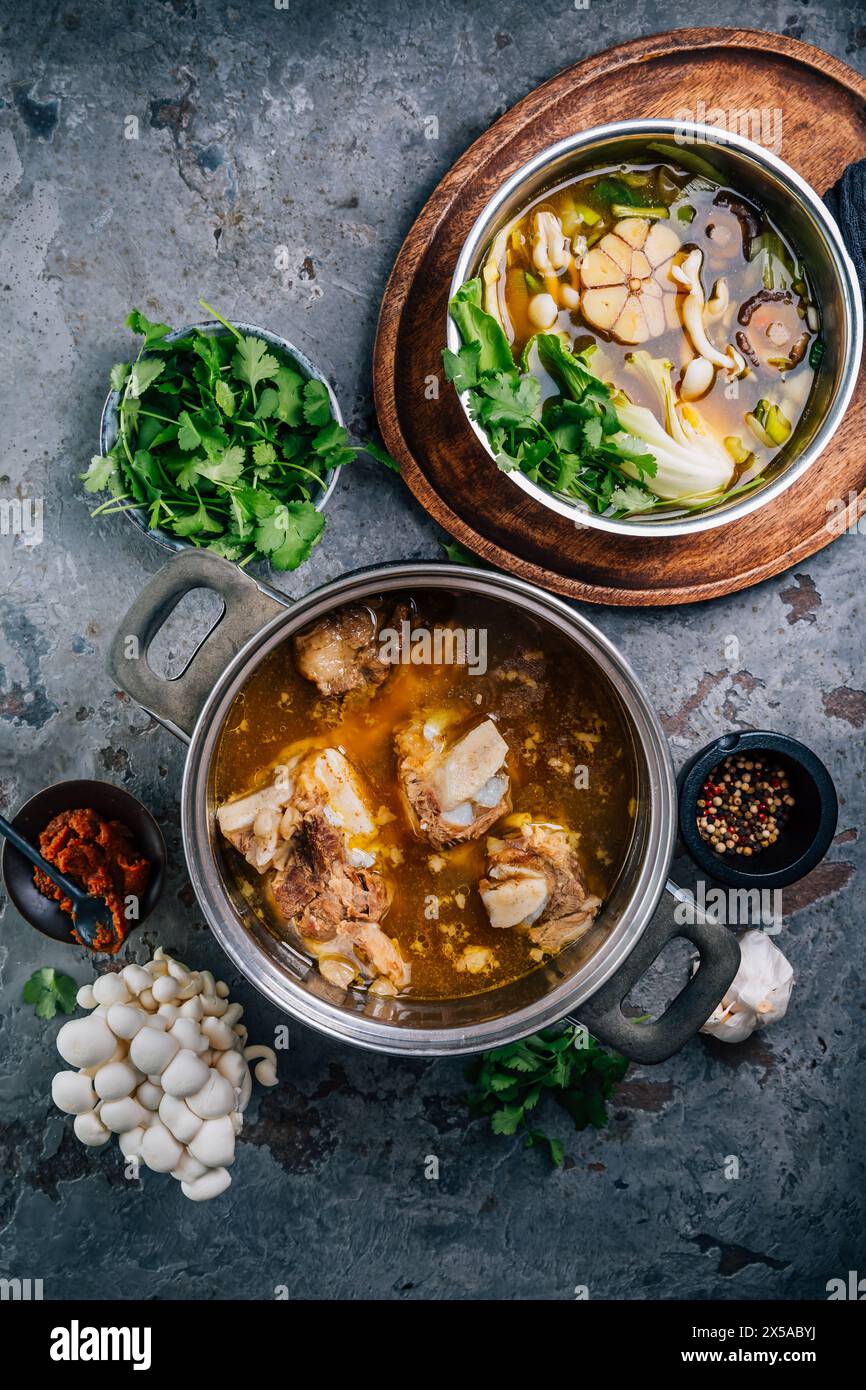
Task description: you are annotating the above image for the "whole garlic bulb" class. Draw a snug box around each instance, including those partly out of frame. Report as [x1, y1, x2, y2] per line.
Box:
[700, 929, 794, 1043]
[50, 947, 278, 1200]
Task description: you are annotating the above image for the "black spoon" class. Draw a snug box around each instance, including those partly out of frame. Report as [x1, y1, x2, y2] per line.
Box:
[0, 813, 110, 949]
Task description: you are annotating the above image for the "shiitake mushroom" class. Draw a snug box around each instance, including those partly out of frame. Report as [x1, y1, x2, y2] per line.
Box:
[736, 289, 810, 372]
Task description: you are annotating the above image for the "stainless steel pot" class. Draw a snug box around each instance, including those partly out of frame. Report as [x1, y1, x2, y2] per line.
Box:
[109, 550, 739, 1061]
[448, 119, 863, 538]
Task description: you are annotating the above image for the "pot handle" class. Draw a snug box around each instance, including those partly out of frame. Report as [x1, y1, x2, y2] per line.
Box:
[108, 550, 287, 742]
[567, 880, 740, 1065]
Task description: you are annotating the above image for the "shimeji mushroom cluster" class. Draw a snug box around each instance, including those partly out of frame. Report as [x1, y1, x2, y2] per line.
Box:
[51, 948, 277, 1201]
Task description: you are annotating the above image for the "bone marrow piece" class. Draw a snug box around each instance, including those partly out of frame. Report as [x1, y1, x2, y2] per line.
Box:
[395, 709, 511, 847]
[479, 818, 601, 953]
[217, 747, 410, 993]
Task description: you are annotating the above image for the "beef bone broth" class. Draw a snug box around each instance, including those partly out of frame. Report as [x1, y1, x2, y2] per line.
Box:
[212, 591, 636, 1000]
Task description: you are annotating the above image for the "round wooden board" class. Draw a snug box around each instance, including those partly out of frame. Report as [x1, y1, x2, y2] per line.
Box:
[373, 28, 866, 606]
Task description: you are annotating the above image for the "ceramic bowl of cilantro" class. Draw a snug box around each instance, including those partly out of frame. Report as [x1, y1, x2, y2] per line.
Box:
[86, 303, 359, 572]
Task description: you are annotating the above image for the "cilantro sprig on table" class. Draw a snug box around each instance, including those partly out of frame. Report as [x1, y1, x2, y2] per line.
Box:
[465, 1025, 629, 1167]
[443, 279, 658, 516]
[83, 301, 395, 571]
[22, 967, 78, 1021]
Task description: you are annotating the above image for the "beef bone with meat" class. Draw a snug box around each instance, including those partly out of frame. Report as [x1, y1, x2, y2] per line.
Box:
[216, 747, 410, 992]
[292, 601, 411, 698]
[395, 708, 511, 847]
[479, 818, 601, 953]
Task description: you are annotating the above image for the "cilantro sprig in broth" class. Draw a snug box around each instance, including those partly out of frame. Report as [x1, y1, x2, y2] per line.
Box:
[84, 302, 366, 571]
[444, 279, 659, 517]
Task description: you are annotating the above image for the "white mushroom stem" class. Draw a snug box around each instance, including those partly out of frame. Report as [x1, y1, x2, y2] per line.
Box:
[531, 210, 569, 275]
[671, 249, 745, 376]
[706, 277, 729, 320]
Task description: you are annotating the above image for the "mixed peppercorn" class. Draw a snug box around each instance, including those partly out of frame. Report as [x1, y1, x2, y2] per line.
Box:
[696, 753, 795, 857]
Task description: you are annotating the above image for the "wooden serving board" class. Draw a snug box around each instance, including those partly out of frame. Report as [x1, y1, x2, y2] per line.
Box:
[373, 28, 866, 606]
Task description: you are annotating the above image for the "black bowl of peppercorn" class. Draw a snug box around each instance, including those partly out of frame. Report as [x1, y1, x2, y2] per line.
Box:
[677, 731, 838, 889]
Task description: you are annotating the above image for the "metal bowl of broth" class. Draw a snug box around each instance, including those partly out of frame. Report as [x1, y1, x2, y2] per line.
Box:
[108, 550, 739, 1062]
[447, 119, 862, 537]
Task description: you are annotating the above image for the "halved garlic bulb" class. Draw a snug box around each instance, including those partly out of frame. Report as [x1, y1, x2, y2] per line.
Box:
[699, 929, 794, 1043]
[579, 218, 683, 344]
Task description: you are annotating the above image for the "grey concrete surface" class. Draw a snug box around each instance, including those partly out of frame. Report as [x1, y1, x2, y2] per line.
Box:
[1, 0, 864, 1302]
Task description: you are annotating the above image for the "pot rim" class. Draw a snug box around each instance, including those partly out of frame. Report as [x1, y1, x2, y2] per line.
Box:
[179, 562, 677, 1055]
[446, 117, 863, 539]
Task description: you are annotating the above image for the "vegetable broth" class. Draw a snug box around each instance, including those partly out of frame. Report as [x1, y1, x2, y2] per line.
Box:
[213, 591, 636, 999]
[484, 153, 819, 495]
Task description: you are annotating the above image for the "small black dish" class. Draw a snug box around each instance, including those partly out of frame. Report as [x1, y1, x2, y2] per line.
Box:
[1, 780, 166, 947]
[678, 730, 838, 889]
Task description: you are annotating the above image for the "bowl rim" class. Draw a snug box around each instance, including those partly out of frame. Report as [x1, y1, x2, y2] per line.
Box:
[677, 729, 839, 888]
[98, 319, 342, 561]
[1, 778, 167, 945]
[446, 117, 864, 539]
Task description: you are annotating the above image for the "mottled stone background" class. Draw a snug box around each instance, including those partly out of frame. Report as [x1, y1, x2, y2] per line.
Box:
[1, 0, 864, 1301]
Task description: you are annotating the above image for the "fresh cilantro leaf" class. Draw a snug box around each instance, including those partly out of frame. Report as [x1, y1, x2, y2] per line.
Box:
[196, 419, 230, 461]
[610, 483, 654, 515]
[232, 335, 279, 396]
[171, 503, 223, 536]
[311, 420, 348, 454]
[129, 449, 161, 495]
[191, 331, 226, 379]
[490, 1105, 524, 1136]
[253, 441, 277, 468]
[109, 363, 130, 392]
[148, 424, 180, 450]
[81, 454, 119, 494]
[208, 535, 247, 559]
[196, 446, 246, 486]
[302, 378, 332, 427]
[583, 417, 603, 450]
[365, 440, 400, 473]
[234, 486, 279, 520]
[441, 540, 475, 565]
[473, 371, 540, 427]
[177, 410, 202, 451]
[127, 358, 165, 398]
[125, 309, 172, 344]
[465, 1025, 628, 1167]
[215, 379, 236, 416]
[254, 387, 280, 420]
[442, 341, 481, 392]
[175, 455, 205, 491]
[23, 967, 78, 1021]
[273, 368, 305, 426]
[255, 500, 325, 570]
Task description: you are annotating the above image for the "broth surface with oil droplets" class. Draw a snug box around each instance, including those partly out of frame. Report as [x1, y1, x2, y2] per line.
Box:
[213, 591, 636, 999]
